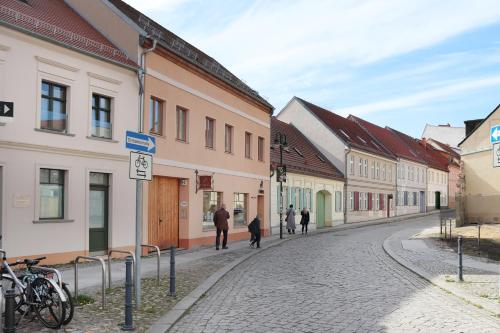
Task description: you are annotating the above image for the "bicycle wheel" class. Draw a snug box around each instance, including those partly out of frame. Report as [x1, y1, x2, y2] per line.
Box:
[61, 283, 74, 325]
[31, 277, 66, 329]
[0, 275, 27, 314]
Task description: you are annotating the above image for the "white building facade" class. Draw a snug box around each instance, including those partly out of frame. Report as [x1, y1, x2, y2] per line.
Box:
[0, 3, 139, 263]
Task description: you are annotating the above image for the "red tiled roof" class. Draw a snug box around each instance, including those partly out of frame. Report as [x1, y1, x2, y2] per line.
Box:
[0, 0, 137, 68]
[296, 98, 395, 160]
[349, 115, 426, 165]
[427, 138, 460, 161]
[271, 117, 344, 180]
[421, 139, 460, 167]
[107, 0, 273, 111]
[388, 127, 449, 172]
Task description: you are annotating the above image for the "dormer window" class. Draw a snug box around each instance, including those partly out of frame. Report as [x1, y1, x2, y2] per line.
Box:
[340, 129, 350, 139]
[294, 147, 304, 157]
[316, 154, 325, 162]
[357, 136, 366, 144]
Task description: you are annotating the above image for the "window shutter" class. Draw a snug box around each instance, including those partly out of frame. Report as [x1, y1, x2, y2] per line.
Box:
[290, 187, 295, 208]
[354, 191, 359, 211]
[310, 189, 314, 211]
[368, 193, 372, 210]
[299, 188, 303, 209]
[380, 194, 384, 210]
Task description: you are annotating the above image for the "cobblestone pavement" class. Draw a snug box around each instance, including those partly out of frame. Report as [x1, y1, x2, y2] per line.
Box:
[170, 216, 500, 333]
[15, 246, 256, 332]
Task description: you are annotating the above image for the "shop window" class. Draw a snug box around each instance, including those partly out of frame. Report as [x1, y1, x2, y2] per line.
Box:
[203, 191, 222, 229]
[233, 193, 248, 226]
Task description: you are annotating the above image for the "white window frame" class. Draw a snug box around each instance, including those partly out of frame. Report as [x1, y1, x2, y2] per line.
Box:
[34, 163, 72, 223]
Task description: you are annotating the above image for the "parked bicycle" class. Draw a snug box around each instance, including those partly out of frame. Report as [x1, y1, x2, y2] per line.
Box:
[1, 255, 71, 329]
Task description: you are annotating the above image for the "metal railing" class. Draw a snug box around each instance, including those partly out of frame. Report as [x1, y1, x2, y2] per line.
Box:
[108, 250, 135, 289]
[141, 244, 161, 286]
[74, 256, 106, 308]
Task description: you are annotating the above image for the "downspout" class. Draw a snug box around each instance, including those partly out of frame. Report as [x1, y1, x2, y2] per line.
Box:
[138, 39, 158, 133]
[344, 147, 350, 224]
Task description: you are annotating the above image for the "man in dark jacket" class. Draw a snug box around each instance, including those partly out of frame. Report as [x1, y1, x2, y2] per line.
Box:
[248, 215, 261, 248]
[213, 203, 230, 250]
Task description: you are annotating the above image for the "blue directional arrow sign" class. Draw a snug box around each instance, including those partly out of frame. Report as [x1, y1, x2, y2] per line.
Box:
[125, 130, 156, 154]
[491, 125, 500, 144]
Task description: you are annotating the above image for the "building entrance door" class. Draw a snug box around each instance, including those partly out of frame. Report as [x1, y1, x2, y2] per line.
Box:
[420, 191, 425, 213]
[435, 191, 441, 210]
[149, 176, 179, 249]
[316, 191, 325, 228]
[89, 173, 109, 253]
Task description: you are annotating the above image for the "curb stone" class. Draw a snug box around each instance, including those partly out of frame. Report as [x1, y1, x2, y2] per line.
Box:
[147, 210, 447, 333]
[382, 233, 500, 317]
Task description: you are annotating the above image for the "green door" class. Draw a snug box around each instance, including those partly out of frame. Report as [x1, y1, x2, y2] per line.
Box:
[435, 191, 441, 210]
[89, 173, 109, 253]
[316, 192, 325, 228]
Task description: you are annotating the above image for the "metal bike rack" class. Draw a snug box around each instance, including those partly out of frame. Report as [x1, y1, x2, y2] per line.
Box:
[33, 266, 63, 288]
[141, 244, 161, 286]
[74, 256, 107, 308]
[108, 250, 135, 289]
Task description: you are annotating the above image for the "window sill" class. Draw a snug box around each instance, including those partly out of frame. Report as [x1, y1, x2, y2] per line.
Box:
[86, 136, 118, 143]
[176, 139, 189, 144]
[33, 219, 74, 224]
[35, 128, 75, 137]
[205, 146, 216, 151]
[224, 151, 234, 155]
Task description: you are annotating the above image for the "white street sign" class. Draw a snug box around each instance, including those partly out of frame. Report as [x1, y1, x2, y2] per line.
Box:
[494, 143, 500, 168]
[129, 151, 152, 181]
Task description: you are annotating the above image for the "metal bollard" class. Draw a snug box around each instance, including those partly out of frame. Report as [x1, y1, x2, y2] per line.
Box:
[121, 256, 135, 331]
[448, 219, 452, 239]
[444, 220, 447, 239]
[458, 236, 463, 281]
[4, 289, 16, 333]
[477, 225, 481, 251]
[169, 246, 176, 297]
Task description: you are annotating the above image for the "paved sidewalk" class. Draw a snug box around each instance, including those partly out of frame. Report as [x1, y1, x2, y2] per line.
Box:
[62, 209, 446, 294]
[384, 224, 500, 316]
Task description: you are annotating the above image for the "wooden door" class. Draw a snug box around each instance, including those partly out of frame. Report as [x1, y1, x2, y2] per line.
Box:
[316, 192, 325, 228]
[148, 176, 179, 249]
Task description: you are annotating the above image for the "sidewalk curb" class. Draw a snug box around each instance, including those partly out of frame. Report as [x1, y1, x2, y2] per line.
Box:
[147, 210, 447, 333]
[382, 234, 500, 317]
[146, 237, 291, 333]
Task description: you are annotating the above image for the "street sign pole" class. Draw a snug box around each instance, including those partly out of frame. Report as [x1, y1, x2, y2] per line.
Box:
[135, 178, 142, 309]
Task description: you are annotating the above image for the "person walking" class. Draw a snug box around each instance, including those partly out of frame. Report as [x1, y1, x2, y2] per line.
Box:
[285, 204, 296, 234]
[300, 207, 310, 235]
[248, 215, 261, 248]
[213, 203, 230, 250]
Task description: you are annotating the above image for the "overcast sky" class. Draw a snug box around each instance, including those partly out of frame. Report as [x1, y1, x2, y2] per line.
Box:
[123, 0, 500, 137]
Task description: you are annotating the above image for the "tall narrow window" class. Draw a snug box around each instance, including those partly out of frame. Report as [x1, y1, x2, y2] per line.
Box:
[225, 124, 233, 153]
[371, 161, 375, 179]
[358, 158, 362, 175]
[245, 132, 252, 159]
[382, 164, 386, 181]
[40, 168, 65, 220]
[233, 193, 248, 226]
[92, 94, 112, 139]
[176, 106, 188, 142]
[335, 191, 342, 212]
[258, 137, 265, 161]
[376, 162, 380, 179]
[364, 159, 368, 177]
[41, 81, 67, 132]
[205, 117, 215, 149]
[149, 97, 163, 135]
[349, 156, 354, 175]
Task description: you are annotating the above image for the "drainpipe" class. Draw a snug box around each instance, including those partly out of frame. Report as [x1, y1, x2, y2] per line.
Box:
[344, 148, 350, 224]
[135, 37, 157, 310]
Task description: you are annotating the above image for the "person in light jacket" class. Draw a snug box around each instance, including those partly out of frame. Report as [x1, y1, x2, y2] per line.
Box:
[300, 207, 310, 235]
[286, 204, 296, 234]
[213, 204, 230, 250]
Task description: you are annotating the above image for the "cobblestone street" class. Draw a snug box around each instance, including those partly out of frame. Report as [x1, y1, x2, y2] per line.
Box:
[170, 216, 500, 333]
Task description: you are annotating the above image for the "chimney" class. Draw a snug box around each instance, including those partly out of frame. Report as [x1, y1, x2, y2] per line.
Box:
[464, 119, 483, 136]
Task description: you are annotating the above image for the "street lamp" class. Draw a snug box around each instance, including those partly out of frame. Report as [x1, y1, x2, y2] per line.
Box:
[274, 132, 287, 239]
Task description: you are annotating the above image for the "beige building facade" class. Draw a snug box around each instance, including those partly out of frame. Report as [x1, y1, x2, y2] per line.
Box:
[459, 105, 500, 223]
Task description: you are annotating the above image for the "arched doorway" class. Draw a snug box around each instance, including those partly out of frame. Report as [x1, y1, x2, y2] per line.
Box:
[316, 190, 332, 228]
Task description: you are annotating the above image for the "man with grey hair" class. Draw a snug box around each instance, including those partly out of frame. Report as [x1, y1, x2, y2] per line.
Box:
[213, 203, 230, 250]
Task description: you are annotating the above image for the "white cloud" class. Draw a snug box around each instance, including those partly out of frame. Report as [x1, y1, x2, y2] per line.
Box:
[334, 75, 500, 116]
[188, 0, 500, 88]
